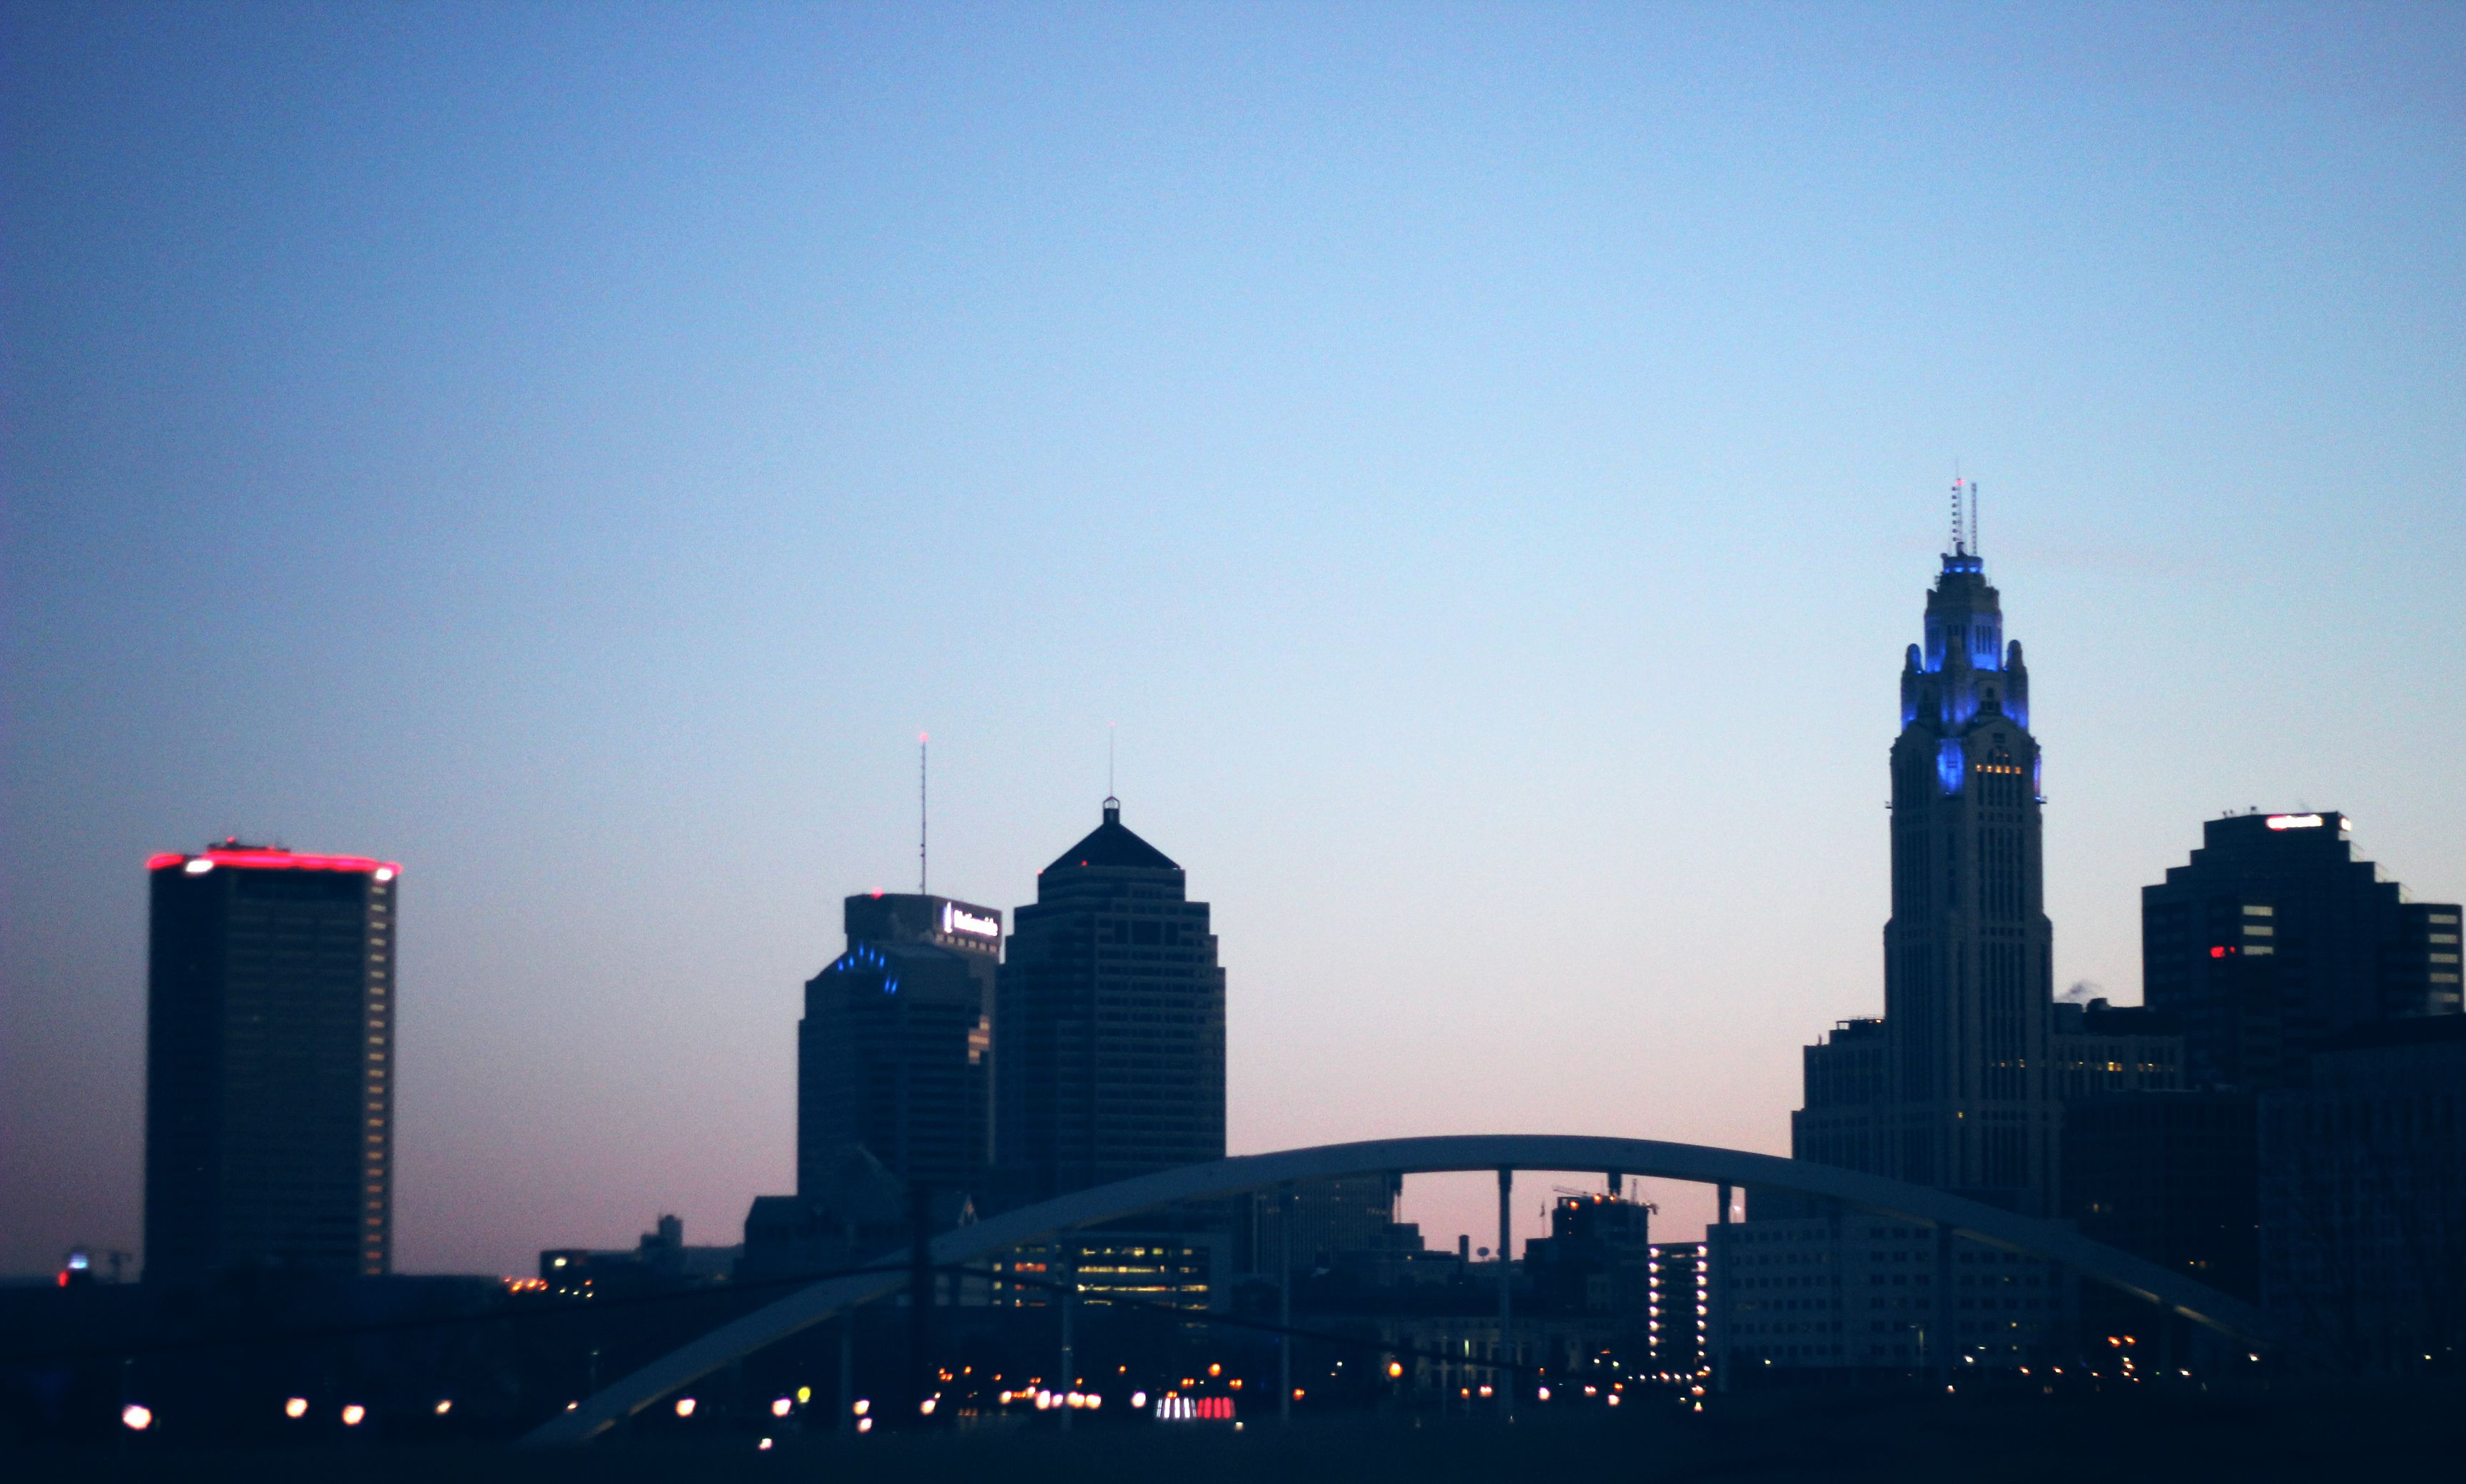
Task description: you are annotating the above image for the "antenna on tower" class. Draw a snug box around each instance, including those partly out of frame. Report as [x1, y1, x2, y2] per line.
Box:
[1950, 470, 1966, 555]
[1108, 722, 1116, 798]
[918, 732, 928, 895]
[1969, 480, 1980, 556]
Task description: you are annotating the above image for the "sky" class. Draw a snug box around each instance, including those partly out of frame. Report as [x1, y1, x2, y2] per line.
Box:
[3, 2, 2461, 1278]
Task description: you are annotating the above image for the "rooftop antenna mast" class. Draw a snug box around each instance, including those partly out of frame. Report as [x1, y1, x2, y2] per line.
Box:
[1969, 479, 1980, 557]
[918, 732, 928, 895]
[1107, 723, 1116, 799]
[1949, 467, 1966, 555]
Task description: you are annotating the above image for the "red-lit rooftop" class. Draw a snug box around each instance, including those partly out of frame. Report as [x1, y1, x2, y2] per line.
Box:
[148, 843, 400, 877]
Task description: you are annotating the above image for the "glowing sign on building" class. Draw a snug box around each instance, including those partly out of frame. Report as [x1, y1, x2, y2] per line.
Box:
[2265, 814, 2323, 831]
[942, 903, 1000, 939]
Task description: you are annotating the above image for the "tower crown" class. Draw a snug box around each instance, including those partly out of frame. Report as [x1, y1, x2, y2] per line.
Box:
[1902, 553, 2029, 734]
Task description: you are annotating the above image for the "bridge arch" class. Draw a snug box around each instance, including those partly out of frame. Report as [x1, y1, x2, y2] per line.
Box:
[527, 1134, 2271, 1443]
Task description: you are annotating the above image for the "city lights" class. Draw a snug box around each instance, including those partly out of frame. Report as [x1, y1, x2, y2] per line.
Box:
[341, 1404, 366, 1426]
[674, 1398, 696, 1418]
[284, 1397, 308, 1419]
[121, 1404, 153, 1431]
[771, 1398, 793, 1418]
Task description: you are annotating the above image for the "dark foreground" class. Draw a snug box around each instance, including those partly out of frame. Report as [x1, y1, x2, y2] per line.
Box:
[14, 1381, 2464, 1483]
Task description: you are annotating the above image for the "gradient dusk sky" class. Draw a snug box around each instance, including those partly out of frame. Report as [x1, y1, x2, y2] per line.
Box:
[4, 3, 2460, 1276]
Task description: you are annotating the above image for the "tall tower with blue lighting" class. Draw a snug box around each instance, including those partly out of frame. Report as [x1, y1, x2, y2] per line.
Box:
[1881, 487, 2057, 1212]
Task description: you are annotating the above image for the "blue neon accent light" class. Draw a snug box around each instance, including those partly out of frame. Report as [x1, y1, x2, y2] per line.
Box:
[1937, 739, 1965, 796]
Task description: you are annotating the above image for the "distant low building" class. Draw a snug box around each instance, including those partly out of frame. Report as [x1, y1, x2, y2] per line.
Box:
[541, 1213, 739, 1294]
[1247, 1174, 1401, 1276]
[1707, 1211, 2074, 1378]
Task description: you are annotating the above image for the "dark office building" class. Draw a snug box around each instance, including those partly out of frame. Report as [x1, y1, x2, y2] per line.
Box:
[2257, 1017, 2466, 1368]
[145, 842, 399, 1282]
[995, 798, 1225, 1201]
[2143, 811, 2461, 1090]
[2047, 998, 2183, 1100]
[1250, 1174, 1401, 1274]
[1523, 1192, 1653, 1317]
[796, 893, 1001, 1199]
[2060, 1092, 2257, 1301]
[1790, 1018, 1889, 1177]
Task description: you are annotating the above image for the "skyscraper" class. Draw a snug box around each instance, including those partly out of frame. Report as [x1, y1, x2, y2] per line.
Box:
[1879, 534, 2059, 1211]
[796, 892, 1001, 1198]
[2142, 810, 2461, 1089]
[995, 798, 1225, 1201]
[145, 842, 399, 1282]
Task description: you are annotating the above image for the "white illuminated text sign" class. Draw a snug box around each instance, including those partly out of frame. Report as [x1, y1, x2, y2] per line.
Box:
[942, 903, 1000, 938]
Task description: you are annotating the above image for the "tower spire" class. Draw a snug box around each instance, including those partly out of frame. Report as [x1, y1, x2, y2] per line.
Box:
[1949, 471, 1966, 555]
[918, 732, 928, 895]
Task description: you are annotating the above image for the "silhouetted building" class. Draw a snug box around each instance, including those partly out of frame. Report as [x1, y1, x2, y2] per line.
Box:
[1523, 1191, 1653, 1316]
[2060, 1092, 2257, 1301]
[2048, 998, 2184, 1100]
[144, 842, 400, 1283]
[1881, 542, 2058, 1211]
[1791, 1018, 1889, 1176]
[1249, 1175, 1401, 1275]
[796, 893, 1001, 1199]
[540, 1214, 740, 1294]
[2258, 1017, 2466, 1370]
[1785, 527, 2059, 1216]
[995, 798, 1225, 1201]
[2143, 812, 2460, 1089]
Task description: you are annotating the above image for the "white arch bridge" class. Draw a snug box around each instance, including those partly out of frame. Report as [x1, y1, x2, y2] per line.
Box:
[527, 1134, 2273, 1444]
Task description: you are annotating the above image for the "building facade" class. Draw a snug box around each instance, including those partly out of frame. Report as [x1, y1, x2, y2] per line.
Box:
[2059, 1092, 2257, 1301]
[2143, 811, 2460, 1090]
[1646, 1241, 1711, 1379]
[1790, 1018, 1889, 1177]
[145, 842, 399, 1282]
[2257, 1017, 2466, 1370]
[796, 892, 1002, 1199]
[995, 798, 1226, 1201]
[1707, 1213, 2073, 1377]
[2047, 998, 2184, 1101]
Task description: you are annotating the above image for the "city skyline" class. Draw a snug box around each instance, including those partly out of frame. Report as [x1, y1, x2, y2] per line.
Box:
[5, 4, 2462, 1280]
